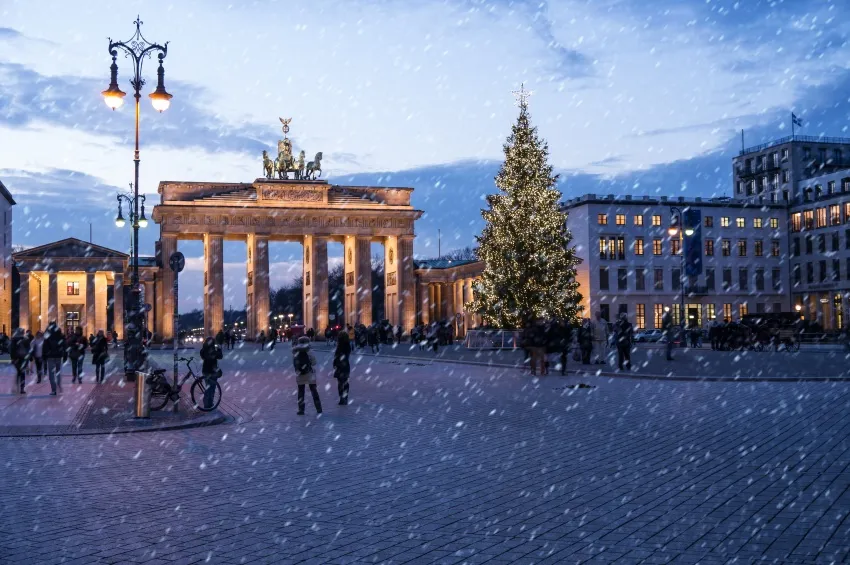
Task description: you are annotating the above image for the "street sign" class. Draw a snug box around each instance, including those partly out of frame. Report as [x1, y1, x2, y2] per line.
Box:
[169, 251, 185, 273]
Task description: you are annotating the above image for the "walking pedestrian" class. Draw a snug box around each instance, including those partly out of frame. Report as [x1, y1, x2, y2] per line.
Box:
[23, 330, 34, 378]
[614, 313, 634, 371]
[112, 329, 119, 349]
[333, 331, 351, 405]
[10, 328, 28, 394]
[67, 327, 87, 384]
[592, 312, 609, 365]
[579, 318, 593, 365]
[293, 336, 322, 415]
[44, 322, 66, 395]
[200, 337, 223, 410]
[661, 308, 675, 360]
[90, 330, 109, 384]
[30, 331, 45, 384]
[258, 330, 266, 351]
[557, 319, 572, 376]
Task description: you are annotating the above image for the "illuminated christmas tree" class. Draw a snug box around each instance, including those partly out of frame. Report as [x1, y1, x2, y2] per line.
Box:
[469, 87, 582, 329]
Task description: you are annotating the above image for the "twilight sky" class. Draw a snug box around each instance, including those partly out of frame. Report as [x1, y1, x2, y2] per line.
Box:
[2, 0, 850, 311]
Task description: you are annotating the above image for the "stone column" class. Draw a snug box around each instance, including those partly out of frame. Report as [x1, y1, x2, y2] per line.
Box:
[432, 283, 441, 321]
[18, 272, 29, 331]
[302, 235, 329, 333]
[463, 278, 474, 331]
[47, 272, 58, 325]
[383, 235, 399, 325]
[356, 237, 372, 326]
[85, 272, 96, 336]
[203, 233, 224, 337]
[343, 236, 357, 327]
[419, 280, 430, 325]
[113, 272, 124, 339]
[398, 236, 416, 333]
[159, 235, 177, 341]
[247, 234, 270, 336]
[445, 280, 456, 322]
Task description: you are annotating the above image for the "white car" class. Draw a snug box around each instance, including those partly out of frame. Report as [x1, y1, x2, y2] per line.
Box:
[635, 329, 663, 343]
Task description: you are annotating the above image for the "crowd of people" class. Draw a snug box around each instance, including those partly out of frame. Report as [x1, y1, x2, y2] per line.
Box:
[6, 324, 112, 395]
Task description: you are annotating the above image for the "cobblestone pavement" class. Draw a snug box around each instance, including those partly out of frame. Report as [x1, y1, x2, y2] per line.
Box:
[327, 341, 850, 380]
[2, 346, 850, 564]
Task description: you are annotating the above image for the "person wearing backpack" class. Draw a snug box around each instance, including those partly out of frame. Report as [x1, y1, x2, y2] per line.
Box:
[43, 322, 66, 395]
[333, 331, 351, 405]
[67, 326, 88, 384]
[90, 330, 109, 384]
[292, 336, 322, 415]
[10, 328, 28, 394]
[200, 337, 224, 409]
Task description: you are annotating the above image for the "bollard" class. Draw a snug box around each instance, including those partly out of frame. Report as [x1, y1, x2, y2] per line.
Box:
[135, 371, 150, 418]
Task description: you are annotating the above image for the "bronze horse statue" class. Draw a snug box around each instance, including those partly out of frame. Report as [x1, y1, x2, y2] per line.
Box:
[305, 152, 323, 180]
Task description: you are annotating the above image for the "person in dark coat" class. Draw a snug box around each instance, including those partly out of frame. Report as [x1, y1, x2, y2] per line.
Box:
[199, 337, 223, 409]
[614, 313, 634, 371]
[333, 331, 352, 405]
[579, 319, 594, 365]
[67, 326, 88, 384]
[90, 330, 109, 384]
[557, 320, 573, 376]
[10, 328, 28, 394]
[215, 330, 226, 349]
[43, 322, 66, 395]
[257, 330, 266, 351]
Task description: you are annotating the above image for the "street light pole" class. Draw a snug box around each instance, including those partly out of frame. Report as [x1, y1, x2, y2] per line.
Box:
[668, 206, 692, 328]
[103, 16, 171, 376]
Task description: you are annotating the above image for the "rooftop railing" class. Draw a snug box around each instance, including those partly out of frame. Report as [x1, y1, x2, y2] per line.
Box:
[738, 135, 850, 157]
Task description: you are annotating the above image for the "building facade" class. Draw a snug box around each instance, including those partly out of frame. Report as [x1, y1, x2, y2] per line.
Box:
[413, 258, 483, 337]
[13, 238, 158, 337]
[565, 194, 791, 330]
[0, 181, 14, 334]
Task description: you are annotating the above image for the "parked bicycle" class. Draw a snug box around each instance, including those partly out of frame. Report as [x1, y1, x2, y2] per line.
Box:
[147, 356, 222, 412]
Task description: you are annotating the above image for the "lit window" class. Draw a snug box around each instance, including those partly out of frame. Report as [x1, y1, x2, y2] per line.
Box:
[723, 304, 732, 322]
[753, 218, 763, 228]
[804, 210, 814, 230]
[817, 208, 827, 228]
[652, 215, 662, 227]
[831, 204, 841, 225]
[721, 217, 730, 227]
[634, 215, 644, 226]
[671, 239, 681, 255]
[736, 217, 745, 228]
[704, 216, 713, 227]
[705, 240, 714, 256]
[771, 240, 780, 257]
[721, 239, 731, 256]
[754, 240, 763, 257]
[615, 214, 626, 226]
[66, 282, 80, 296]
[654, 304, 664, 329]
[791, 213, 802, 232]
[636, 304, 645, 330]
[770, 218, 778, 229]
[739, 303, 749, 317]
[653, 239, 662, 255]
[634, 237, 644, 256]
[599, 239, 608, 260]
[597, 214, 608, 225]
[738, 240, 747, 257]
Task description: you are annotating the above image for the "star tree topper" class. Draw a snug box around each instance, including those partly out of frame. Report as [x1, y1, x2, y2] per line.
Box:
[511, 83, 533, 107]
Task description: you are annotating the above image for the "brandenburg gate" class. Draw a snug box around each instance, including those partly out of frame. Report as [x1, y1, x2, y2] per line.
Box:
[151, 178, 422, 339]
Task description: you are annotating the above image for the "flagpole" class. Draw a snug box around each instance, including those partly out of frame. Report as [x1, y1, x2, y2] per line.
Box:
[741, 129, 744, 153]
[791, 112, 795, 139]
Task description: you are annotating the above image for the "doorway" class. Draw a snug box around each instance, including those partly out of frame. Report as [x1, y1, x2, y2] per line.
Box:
[64, 309, 81, 335]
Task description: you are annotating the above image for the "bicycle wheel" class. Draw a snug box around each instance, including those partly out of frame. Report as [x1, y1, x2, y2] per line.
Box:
[190, 378, 222, 411]
[149, 379, 171, 411]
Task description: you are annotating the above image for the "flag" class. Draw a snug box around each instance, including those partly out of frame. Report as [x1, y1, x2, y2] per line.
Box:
[792, 113, 803, 127]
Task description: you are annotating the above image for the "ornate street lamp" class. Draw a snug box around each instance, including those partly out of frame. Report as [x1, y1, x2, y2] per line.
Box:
[103, 17, 171, 377]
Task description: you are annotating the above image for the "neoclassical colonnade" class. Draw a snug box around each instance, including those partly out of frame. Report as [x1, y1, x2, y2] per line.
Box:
[415, 259, 484, 337]
[13, 238, 158, 337]
[152, 179, 422, 339]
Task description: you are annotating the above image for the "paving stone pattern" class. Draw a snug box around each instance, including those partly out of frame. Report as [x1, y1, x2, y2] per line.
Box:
[1, 346, 850, 564]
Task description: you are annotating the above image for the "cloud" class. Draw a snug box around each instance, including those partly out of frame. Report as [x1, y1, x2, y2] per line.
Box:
[0, 28, 22, 40]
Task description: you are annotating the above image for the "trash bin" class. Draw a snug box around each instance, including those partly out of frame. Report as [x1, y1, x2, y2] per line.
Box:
[135, 371, 150, 418]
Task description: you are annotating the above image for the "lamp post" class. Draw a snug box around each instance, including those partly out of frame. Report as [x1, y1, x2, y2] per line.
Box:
[288, 313, 294, 326]
[668, 206, 694, 330]
[103, 17, 171, 376]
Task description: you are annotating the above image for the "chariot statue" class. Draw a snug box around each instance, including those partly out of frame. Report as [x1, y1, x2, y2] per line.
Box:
[261, 118, 322, 180]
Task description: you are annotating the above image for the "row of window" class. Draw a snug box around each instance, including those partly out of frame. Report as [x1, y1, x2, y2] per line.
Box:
[791, 204, 850, 231]
[793, 259, 850, 285]
[597, 213, 779, 229]
[598, 236, 781, 259]
[792, 230, 850, 256]
[601, 302, 773, 330]
[598, 266, 782, 293]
